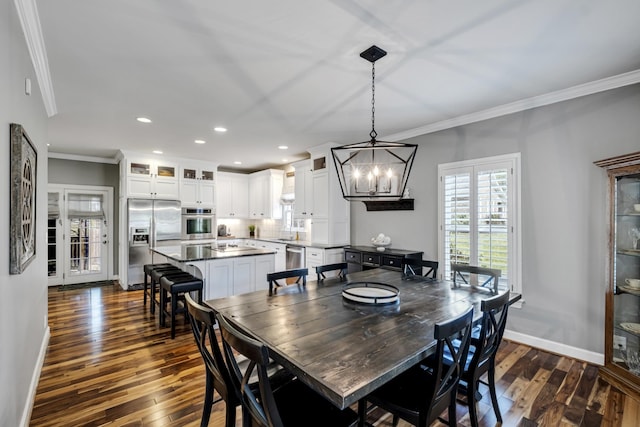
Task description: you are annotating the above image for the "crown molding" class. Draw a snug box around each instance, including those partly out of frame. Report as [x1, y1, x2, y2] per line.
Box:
[47, 152, 119, 164]
[14, 0, 57, 117]
[383, 69, 640, 142]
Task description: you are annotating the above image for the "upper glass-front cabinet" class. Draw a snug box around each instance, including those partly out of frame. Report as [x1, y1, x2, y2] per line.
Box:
[596, 151, 640, 400]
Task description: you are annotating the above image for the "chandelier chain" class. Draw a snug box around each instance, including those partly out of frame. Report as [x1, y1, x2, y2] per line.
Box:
[370, 62, 377, 141]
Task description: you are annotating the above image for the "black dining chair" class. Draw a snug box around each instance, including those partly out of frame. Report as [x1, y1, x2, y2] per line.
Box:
[358, 306, 474, 427]
[315, 262, 348, 282]
[185, 295, 296, 427]
[216, 312, 359, 427]
[458, 291, 511, 427]
[451, 263, 501, 294]
[185, 294, 241, 427]
[402, 259, 439, 280]
[267, 268, 308, 295]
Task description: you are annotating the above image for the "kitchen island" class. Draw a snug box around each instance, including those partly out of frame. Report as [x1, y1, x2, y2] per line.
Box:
[151, 243, 275, 299]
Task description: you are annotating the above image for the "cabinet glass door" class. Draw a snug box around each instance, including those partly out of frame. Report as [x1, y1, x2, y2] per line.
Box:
[614, 174, 640, 376]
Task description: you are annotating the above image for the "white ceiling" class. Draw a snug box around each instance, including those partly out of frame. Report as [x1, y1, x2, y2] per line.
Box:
[36, 0, 640, 171]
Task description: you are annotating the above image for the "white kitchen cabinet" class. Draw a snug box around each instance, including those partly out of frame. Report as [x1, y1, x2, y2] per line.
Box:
[205, 259, 232, 299]
[292, 160, 313, 219]
[248, 169, 284, 219]
[305, 246, 344, 281]
[126, 157, 180, 199]
[311, 171, 329, 218]
[255, 255, 275, 291]
[180, 165, 215, 207]
[305, 247, 325, 277]
[256, 241, 286, 272]
[305, 146, 350, 245]
[203, 253, 275, 299]
[217, 172, 249, 218]
[232, 257, 255, 295]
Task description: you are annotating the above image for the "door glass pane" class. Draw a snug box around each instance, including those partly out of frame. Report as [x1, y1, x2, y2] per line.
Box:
[48, 218, 57, 277]
[68, 218, 103, 276]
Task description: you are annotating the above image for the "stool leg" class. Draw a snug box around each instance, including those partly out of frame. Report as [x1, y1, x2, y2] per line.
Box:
[170, 289, 177, 339]
[150, 279, 156, 315]
[160, 286, 166, 327]
[143, 273, 148, 305]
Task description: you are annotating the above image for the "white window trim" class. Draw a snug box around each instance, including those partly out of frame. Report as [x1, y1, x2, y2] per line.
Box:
[437, 153, 522, 306]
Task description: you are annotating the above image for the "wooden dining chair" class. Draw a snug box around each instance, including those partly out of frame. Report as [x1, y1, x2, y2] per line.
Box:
[315, 262, 348, 282]
[358, 306, 474, 427]
[402, 259, 439, 280]
[267, 268, 308, 295]
[216, 312, 359, 427]
[185, 294, 241, 427]
[458, 291, 511, 427]
[451, 263, 501, 294]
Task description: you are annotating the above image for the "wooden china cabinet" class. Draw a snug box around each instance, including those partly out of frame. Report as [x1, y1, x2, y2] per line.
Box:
[595, 151, 640, 400]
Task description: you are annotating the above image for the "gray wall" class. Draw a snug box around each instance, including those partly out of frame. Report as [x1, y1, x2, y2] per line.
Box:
[48, 158, 120, 274]
[351, 84, 640, 355]
[1, 0, 50, 425]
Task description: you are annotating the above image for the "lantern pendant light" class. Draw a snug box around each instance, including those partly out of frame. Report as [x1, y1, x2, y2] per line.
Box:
[332, 45, 417, 201]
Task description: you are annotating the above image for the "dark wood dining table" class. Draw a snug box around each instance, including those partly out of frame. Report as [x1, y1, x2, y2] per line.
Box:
[205, 268, 521, 410]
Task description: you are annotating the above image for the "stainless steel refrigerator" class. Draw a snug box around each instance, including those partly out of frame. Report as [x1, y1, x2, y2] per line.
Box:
[127, 199, 181, 286]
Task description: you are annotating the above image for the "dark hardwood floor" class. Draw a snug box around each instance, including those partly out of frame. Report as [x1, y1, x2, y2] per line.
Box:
[30, 283, 638, 426]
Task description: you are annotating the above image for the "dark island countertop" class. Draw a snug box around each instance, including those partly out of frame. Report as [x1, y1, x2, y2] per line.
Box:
[151, 243, 275, 262]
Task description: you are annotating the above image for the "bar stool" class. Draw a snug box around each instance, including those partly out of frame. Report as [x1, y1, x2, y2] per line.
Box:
[149, 267, 187, 314]
[160, 274, 203, 339]
[143, 263, 173, 306]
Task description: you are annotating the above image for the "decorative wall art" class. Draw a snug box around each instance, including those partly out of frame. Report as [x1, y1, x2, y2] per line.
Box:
[10, 123, 37, 274]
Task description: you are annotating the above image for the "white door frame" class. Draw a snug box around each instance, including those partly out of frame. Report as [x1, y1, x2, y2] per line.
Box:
[47, 184, 114, 286]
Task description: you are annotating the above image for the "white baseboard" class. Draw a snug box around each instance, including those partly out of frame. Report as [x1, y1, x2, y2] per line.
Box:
[503, 329, 604, 366]
[20, 326, 50, 427]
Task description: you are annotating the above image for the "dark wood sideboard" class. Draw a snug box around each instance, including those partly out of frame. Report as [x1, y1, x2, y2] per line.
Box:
[344, 245, 423, 273]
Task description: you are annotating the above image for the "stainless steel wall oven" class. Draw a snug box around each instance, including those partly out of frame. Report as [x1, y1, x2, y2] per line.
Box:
[181, 207, 215, 240]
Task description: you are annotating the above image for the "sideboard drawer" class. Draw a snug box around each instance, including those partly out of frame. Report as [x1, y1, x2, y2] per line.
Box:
[381, 255, 403, 269]
[345, 250, 361, 263]
[362, 254, 381, 265]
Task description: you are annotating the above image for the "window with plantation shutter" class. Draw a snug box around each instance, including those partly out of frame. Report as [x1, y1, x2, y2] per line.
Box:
[438, 153, 521, 294]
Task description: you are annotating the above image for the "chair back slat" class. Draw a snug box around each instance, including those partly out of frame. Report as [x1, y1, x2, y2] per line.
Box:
[185, 293, 240, 426]
[316, 262, 348, 281]
[217, 313, 283, 427]
[267, 268, 308, 295]
[402, 259, 439, 280]
[429, 306, 474, 423]
[472, 291, 511, 371]
[451, 263, 501, 293]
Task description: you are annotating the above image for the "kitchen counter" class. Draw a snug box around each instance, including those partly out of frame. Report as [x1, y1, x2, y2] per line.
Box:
[151, 243, 274, 262]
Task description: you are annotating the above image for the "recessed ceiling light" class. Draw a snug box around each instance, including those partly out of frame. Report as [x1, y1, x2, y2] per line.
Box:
[282, 159, 288, 163]
[233, 161, 242, 165]
[214, 127, 227, 133]
[137, 117, 152, 123]
[46, 143, 50, 146]
[153, 150, 163, 154]
[194, 139, 206, 144]
[278, 145, 288, 150]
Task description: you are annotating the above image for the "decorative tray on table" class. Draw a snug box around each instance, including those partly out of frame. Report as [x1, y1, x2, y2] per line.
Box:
[342, 282, 399, 305]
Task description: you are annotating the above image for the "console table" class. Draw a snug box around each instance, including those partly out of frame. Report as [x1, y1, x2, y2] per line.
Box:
[344, 245, 423, 273]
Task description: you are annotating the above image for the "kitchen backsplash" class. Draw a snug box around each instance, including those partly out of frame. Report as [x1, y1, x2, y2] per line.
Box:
[216, 217, 309, 240]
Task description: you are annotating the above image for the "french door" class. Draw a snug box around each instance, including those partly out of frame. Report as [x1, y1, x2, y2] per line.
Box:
[48, 185, 113, 286]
